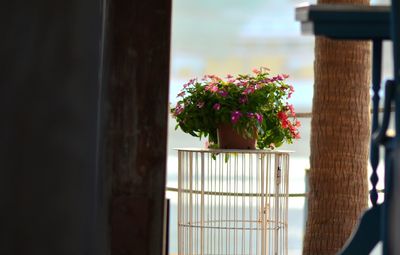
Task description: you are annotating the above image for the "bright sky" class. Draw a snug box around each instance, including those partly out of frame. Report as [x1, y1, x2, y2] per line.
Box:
[170, 0, 316, 111]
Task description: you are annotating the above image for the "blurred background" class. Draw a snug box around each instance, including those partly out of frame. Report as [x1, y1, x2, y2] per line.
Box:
[166, 0, 392, 254]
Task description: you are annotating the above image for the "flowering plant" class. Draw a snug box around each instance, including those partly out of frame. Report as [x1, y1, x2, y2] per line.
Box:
[171, 67, 300, 149]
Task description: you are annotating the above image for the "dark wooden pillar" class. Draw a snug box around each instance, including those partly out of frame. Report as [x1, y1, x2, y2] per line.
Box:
[104, 0, 171, 254]
[0, 1, 105, 255]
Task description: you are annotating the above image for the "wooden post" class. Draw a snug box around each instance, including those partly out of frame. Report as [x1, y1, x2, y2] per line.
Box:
[0, 0, 105, 254]
[103, 0, 172, 254]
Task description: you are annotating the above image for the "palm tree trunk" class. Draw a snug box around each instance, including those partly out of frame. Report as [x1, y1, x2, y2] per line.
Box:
[303, 0, 371, 254]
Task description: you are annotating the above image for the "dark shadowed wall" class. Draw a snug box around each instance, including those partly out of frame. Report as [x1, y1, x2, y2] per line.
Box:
[0, 1, 106, 254]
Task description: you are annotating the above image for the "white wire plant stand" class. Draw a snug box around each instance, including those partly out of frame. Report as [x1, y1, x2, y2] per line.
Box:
[177, 148, 290, 255]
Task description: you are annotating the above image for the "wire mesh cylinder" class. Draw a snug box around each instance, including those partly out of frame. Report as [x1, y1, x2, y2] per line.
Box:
[177, 149, 290, 255]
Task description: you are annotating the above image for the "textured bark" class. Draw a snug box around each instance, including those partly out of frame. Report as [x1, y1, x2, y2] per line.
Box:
[303, 0, 371, 254]
[104, 1, 171, 255]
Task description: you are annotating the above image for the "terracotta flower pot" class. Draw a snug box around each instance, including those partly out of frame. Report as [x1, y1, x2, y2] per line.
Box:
[217, 123, 257, 149]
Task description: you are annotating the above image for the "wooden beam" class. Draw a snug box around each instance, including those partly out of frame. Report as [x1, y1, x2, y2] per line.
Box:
[103, 0, 172, 254]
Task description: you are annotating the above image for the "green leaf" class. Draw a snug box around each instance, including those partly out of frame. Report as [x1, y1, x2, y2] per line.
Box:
[224, 153, 230, 163]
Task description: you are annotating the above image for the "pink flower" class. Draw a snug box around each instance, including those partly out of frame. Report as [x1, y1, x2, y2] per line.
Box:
[177, 91, 185, 97]
[288, 85, 295, 99]
[226, 74, 233, 79]
[205, 83, 218, 92]
[247, 112, 263, 124]
[213, 103, 221, 110]
[174, 104, 184, 116]
[197, 101, 205, 108]
[218, 90, 228, 97]
[247, 112, 255, 118]
[239, 96, 247, 104]
[255, 113, 263, 124]
[286, 103, 296, 117]
[252, 68, 261, 75]
[237, 81, 247, 87]
[231, 111, 242, 124]
[242, 86, 255, 95]
[254, 84, 262, 90]
[183, 78, 197, 88]
[272, 75, 287, 81]
[206, 74, 222, 81]
[288, 122, 300, 139]
[287, 104, 294, 112]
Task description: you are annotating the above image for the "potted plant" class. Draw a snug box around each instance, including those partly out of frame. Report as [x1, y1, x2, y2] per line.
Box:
[171, 67, 300, 149]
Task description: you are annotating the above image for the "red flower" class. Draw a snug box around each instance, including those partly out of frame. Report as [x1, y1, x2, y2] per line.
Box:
[277, 111, 287, 121]
[278, 111, 289, 128]
[288, 122, 300, 139]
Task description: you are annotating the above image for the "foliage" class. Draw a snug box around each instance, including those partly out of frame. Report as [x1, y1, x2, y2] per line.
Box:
[171, 67, 300, 149]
